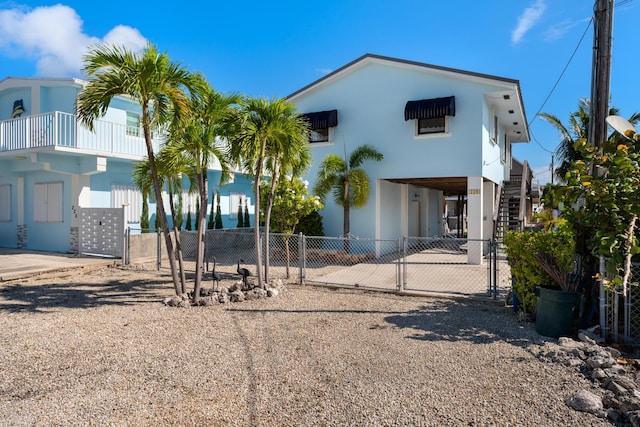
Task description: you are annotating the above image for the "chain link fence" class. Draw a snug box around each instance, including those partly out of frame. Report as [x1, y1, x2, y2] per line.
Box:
[401, 237, 511, 298]
[134, 229, 506, 300]
[302, 236, 401, 292]
[602, 261, 640, 344]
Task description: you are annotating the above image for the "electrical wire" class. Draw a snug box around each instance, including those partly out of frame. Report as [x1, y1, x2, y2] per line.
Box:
[528, 17, 594, 130]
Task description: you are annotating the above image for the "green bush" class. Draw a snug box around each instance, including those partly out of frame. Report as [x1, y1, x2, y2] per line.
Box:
[503, 227, 575, 314]
[297, 210, 324, 236]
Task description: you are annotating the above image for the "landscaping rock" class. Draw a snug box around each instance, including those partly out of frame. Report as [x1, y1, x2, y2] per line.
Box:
[566, 389, 603, 414]
[537, 333, 640, 425]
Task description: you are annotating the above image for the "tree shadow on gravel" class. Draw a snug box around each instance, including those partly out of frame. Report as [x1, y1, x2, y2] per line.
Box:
[384, 299, 533, 346]
[0, 276, 169, 313]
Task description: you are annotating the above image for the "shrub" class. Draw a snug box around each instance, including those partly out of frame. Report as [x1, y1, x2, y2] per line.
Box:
[503, 227, 575, 314]
[297, 210, 324, 236]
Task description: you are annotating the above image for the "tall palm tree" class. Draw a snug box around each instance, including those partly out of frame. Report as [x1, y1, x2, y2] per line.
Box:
[229, 97, 309, 288]
[77, 43, 196, 295]
[261, 107, 310, 282]
[133, 148, 196, 294]
[540, 98, 639, 182]
[163, 77, 238, 302]
[314, 144, 383, 245]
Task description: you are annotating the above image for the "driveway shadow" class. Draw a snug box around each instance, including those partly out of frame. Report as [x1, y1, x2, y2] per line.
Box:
[384, 299, 533, 346]
[0, 276, 169, 313]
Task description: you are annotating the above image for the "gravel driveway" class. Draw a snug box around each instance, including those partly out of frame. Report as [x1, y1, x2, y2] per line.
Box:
[0, 264, 609, 426]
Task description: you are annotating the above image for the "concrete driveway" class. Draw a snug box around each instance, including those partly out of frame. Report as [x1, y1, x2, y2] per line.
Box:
[0, 248, 117, 281]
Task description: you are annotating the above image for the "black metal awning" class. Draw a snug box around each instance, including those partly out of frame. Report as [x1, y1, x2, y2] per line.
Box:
[302, 109, 338, 130]
[12, 99, 24, 118]
[404, 96, 455, 121]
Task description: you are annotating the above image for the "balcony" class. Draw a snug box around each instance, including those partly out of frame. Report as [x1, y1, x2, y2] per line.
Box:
[0, 111, 163, 158]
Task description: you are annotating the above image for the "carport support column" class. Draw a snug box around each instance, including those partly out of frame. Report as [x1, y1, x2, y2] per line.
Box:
[467, 176, 483, 265]
[70, 175, 91, 254]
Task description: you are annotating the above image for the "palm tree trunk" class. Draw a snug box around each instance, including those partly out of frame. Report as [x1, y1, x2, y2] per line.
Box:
[168, 189, 187, 294]
[253, 141, 266, 289]
[192, 171, 208, 303]
[343, 204, 350, 253]
[263, 165, 279, 283]
[143, 123, 181, 295]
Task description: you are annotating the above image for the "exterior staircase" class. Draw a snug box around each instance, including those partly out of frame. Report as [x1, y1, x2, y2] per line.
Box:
[494, 179, 524, 240]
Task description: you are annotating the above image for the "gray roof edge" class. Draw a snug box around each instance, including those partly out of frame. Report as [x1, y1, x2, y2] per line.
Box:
[286, 53, 522, 100]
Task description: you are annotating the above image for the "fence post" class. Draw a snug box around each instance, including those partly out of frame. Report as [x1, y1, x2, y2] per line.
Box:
[298, 232, 304, 285]
[396, 238, 401, 292]
[492, 240, 498, 300]
[125, 227, 130, 265]
[599, 255, 607, 340]
[157, 229, 161, 271]
[402, 236, 408, 291]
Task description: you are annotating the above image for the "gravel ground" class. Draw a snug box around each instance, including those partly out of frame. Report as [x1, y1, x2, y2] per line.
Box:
[0, 263, 612, 426]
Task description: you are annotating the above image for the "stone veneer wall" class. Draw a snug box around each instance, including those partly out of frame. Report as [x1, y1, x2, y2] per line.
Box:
[70, 226, 79, 254]
[17, 224, 27, 249]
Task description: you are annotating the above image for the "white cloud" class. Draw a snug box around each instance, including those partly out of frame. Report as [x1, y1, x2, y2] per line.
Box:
[511, 0, 547, 46]
[0, 4, 147, 77]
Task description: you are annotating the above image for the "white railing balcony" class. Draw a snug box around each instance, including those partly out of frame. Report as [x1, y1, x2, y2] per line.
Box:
[0, 111, 163, 158]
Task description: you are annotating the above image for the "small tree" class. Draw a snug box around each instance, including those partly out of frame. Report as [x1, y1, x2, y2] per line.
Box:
[207, 194, 215, 229]
[314, 144, 383, 250]
[214, 192, 223, 229]
[186, 208, 192, 231]
[237, 198, 244, 228]
[260, 176, 322, 277]
[140, 193, 150, 231]
[244, 201, 250, 227]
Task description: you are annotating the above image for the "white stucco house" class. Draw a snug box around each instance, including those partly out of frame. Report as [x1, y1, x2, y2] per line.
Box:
[288, 54, 531, 263]
[0, 77, 253, 255]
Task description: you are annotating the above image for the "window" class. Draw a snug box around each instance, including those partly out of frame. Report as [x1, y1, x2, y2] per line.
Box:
[310, 128, 330, 143]
[404, 96, 455, 138]
[418, 117, 446, 135]
[34, 182, 63, 223]
[112, 184, 142, 223]
[491, 115, 498, 144]
[0, 184, 10, 221]
[126, 112, 141, 137]
[501, 134, 507, 164]
[302, 110, 338, 144]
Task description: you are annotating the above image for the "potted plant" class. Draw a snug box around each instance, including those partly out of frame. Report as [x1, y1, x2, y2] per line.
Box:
[534, 247, 582, 338]
[504, 226, 580, 337]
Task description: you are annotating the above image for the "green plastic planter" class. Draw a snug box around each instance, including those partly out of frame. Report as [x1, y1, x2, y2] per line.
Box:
[535, 287, 580, 338]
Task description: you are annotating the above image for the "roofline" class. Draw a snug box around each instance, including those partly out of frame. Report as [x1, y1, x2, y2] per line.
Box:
[286, 53, 530, 143]
[286, 53, 521, 100]
[0, 76, 87, 89]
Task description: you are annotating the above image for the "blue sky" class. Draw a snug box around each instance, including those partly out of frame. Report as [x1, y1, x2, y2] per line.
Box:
[1, 0, 638, 185]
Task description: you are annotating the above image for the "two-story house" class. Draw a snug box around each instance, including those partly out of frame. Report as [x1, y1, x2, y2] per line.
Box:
[288, 54, 531, 263]
[0, 77, 253, 256]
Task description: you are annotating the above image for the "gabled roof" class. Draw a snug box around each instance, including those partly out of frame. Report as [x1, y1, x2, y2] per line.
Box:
[287, 54, 523, 99]
[287, 53, 530, 142]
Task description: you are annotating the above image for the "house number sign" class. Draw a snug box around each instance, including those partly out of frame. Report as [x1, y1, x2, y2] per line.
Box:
[468, 189, 481, 195]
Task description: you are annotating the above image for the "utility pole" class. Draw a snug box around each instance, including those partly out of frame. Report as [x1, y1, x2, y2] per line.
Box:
[550, 155, 554, 185]
[588, 0, 614, 150]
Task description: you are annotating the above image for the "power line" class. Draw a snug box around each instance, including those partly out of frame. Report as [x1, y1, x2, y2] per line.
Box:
[528, 17, 594, 129]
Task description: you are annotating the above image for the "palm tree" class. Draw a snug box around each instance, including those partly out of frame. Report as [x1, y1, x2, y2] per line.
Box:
[77, 43, 196, 295]
[163, 77, 238, 303]
[314, 144, 383, 248]
[229, 97, 309, 287]
[540, 98, 640, 182]
[133, 149, 196, 294]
